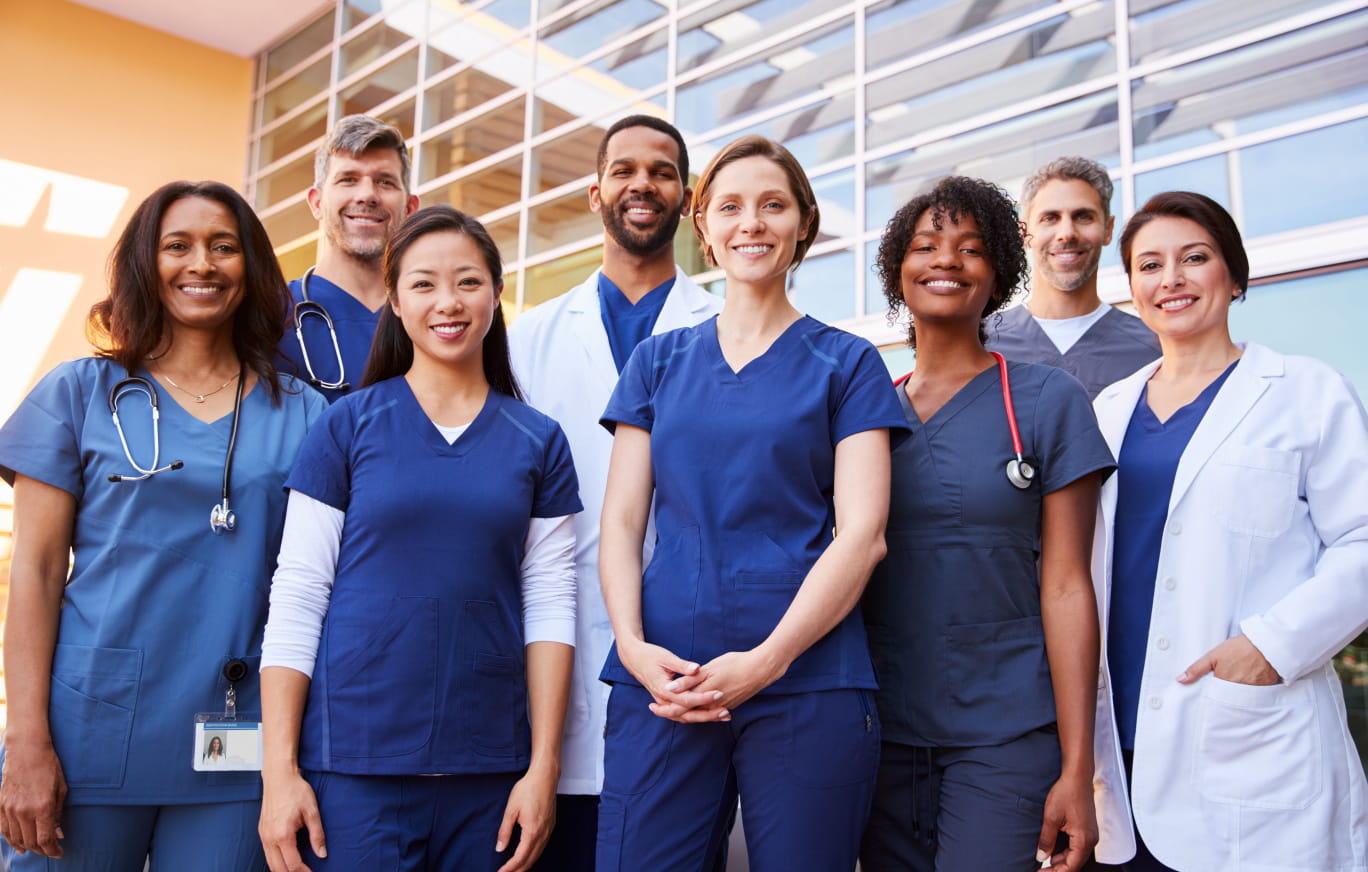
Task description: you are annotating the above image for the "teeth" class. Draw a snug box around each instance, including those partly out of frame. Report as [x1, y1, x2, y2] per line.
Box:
[179, 285, 221, 296]
[735, 245, 771, 254]
[1159, 298, 1193, 310]
[627, 208, 655, 214]
[432, 323, 467, 336]
[924, 280, 962, 288]
[347, 215, 384, 223]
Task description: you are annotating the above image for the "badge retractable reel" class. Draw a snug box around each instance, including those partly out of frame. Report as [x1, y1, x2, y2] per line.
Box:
[193, 658, 263, 772]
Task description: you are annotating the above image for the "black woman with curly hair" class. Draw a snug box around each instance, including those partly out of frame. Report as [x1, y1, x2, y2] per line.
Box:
[860, 176, 1113, 872]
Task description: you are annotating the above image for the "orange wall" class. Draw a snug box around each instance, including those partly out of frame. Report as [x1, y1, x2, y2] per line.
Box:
[0, 0, 254, 403]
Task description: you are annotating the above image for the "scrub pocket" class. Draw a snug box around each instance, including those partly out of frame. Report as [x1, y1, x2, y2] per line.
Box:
[942, 616, 1054, 727]
[641, 526, 700, 656]
[461, 600, 528, 759]
[324, 596, 437, 758]
[49, 644, 142, 789]
[1195, 676, 1321, 809]
[1212, 446, 1300, 538]
[728, 531, 804, 651]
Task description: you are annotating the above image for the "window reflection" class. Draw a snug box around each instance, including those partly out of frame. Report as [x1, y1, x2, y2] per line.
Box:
[263, 58, 332, 123]
[256, 153, 315, 211]
[536, 0, 666, 81]
[423, 45, 526, 132]
[265, 11, 335, 83]
[258, 100, 329, 167]
[790, 247, 855, 325]
[421, 99, 526, 184]
[420, 156, 522, 218]
[865, 0, 1056, 73]
[339, 49, 419, 123]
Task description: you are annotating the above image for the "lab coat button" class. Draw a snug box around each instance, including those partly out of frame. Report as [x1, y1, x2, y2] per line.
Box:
[1168, 521, 1182, 535]
[1163, 577, 1176, 590]
[1156, 637, 1170, 651]
[1148, 696, 1162, 710]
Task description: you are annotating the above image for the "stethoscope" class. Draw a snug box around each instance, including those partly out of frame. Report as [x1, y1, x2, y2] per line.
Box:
[895, 351, 1036, 490]
[107, 367, 245, 534]
[292, 266, 350, 392]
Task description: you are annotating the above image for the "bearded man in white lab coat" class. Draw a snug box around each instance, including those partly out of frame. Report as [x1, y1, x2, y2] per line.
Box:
[509, 115, 723, 871]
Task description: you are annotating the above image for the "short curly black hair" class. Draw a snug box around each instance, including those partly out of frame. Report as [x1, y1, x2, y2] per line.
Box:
[877, 176, 1028, 347]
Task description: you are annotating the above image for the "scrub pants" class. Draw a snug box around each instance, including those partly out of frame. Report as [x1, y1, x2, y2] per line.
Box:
[860, 726, 1062, 872]
[0, 800, 265, 872]
[535, 793, 736, 872]
[596, 684, 879, 872]
[301, 770, 519, 871]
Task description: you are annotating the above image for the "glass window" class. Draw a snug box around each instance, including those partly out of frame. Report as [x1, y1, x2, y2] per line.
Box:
[340, 17, 418, 78]
[528, 188, 601, 256]
[677, 0, 836, 72]
[523, 245, 604, 308]
[276, 240, 318, 282]
[866, 90, 1120, 231]
[701, 98, 856, 170]
[484, 213, 521, 264]
[1129, 0, 1351, 66]
[419, 155, 523, 217]
[790, 247, 856, 325]
[1239, 119, 1368, 239]
[865, 239, 890, 318]
[1131, 11, 1368, 161]
[529, 120, 607, 195]
[677, 21, 854, 135]
[478, 0, 532, 32]
[536, 1, 666, 81]
[255, 153, 315, 211]
[264, 10, 335, 83]
[1134, 154, 1231, 214]
[867, 3, 1117, 151]
[420, 98, 526, 184]
[258, 99, 329, 167]
[812, 168, 857, 245]
[342, 0, 416, 32]
[262, 58, 331, 124]
[865, 0, 1057, 73]
[339, 48, 419, 120]
[261, 200, 318, 250]
[423, 45, 527, 131]
[585, 33, 668, 93]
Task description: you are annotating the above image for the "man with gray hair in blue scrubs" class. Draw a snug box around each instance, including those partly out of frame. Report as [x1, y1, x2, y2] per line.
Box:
[987, 156, 1159, 398]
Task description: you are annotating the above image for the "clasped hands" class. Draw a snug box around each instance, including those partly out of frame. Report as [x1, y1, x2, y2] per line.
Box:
[618, 640, 785, 723]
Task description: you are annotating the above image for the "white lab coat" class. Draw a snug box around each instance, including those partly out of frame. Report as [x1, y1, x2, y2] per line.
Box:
[1090, 342, 1368, 872]
[508, 266, 722, 795]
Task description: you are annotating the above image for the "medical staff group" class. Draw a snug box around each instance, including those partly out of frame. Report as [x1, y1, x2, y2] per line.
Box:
[0, 112, 1363, 872]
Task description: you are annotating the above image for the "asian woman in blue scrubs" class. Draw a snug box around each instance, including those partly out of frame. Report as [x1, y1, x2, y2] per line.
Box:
[860, 177, 1113, 872]
[0, 181, 326, 870]
[257, 206, 580, 872]
[596, 135, 907, 872]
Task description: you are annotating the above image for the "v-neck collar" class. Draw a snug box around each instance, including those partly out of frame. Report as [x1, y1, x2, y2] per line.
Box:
[139, 366, 256, 436]
[706, 314, 812, 382]
[1135, 360, 1238, 432]
[901, 362, 1000, 431]
[395, 377, 497, 457]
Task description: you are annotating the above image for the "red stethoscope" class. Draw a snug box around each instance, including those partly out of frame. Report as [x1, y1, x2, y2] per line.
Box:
[894, 351, 1036, 490]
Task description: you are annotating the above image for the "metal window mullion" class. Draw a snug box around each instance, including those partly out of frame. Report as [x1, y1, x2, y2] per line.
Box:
[1116, 0, 1136, 220]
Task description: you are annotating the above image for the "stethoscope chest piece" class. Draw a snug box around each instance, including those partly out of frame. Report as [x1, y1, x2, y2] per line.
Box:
[1005, 457, 1036, 490]
[210, 501, 237, 535]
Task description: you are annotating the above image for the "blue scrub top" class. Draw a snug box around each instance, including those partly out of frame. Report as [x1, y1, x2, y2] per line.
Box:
[1109, 362, 1235, 749]
[278, 273, 383, 403]
[0, 358, 325, 805]
[599, 273, 674, 374]
[863, 362, 1114, 747]
[286, 377, 582, 775]
[599, 315, 908, 694]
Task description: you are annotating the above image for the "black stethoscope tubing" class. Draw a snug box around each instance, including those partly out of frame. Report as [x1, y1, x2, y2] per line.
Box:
[293, 266, 350, 392]
[106, 366, 245, 534]
[895, 351, 1036, 491]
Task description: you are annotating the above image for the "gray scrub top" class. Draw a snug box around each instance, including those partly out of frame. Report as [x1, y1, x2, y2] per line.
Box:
[985, 305, 1160, 400]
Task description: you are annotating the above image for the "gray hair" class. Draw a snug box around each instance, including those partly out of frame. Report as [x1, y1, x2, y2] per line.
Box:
[313, 115, 412, 193]
[1020, 156, 1113, 222]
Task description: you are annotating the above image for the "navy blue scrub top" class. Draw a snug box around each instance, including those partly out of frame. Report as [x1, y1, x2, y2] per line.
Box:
[599, 272, 674, 373]
[286, 377, 581, 775]
[1109, 362, 1236, 749]
[599, 316, 908, 694]
[863, 362, 1115, 747]
[278, 273, 382, 403]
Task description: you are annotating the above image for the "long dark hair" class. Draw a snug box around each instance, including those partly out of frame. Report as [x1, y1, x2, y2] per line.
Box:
[87, 180, 290, 403]
[362, 206, 522, 400]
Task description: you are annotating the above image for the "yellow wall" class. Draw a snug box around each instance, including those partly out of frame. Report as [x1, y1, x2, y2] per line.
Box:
[0, 0, 255, 408]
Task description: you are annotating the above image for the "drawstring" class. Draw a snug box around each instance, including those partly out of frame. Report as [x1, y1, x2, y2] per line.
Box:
[911, 746, 938, 845]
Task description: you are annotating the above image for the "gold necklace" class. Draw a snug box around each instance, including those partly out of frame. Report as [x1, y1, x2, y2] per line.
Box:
[158, 369, 239, 404]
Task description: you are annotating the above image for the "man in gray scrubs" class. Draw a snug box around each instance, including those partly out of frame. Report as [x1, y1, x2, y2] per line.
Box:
[986, 156, 1159, 398]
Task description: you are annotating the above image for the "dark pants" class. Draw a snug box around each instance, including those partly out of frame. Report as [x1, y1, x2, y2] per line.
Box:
[860, 727, 1063, 872]
[536, 794, 735, 872]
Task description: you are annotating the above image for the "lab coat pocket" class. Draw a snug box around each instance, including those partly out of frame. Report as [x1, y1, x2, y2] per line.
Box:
[325, 597, 437, 758]
[1196, 676, 1321, 809]
[1212, 446, 1300, 539]
[49, 644, 142, 789]
[942, 617, 1054, 726]
[641, 526, 700, 657]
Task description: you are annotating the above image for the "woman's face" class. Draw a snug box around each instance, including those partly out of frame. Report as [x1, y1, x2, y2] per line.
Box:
[898, 208, 996, 329]
[391, 230, 499, 371]
[156, 196, 246, 337]
[697, 155, 810, 291]
[1128, 215, 1238, 344]
[209, 737, 222, 753]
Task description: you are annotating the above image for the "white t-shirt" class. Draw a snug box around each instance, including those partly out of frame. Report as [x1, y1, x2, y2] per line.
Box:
[1033, 303, 1109, 354]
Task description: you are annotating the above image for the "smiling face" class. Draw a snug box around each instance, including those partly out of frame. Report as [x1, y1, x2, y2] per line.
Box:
[1128, 215, 1238, 344]
[589, 125, 689, 257]
[898, 208, 997, 333]
[696, 155, 811, 293]
[1025, 177, 1114, 295]
[391, 230, 500, 373]
[309, 147, 418, 263]
[156, 196, 246, 338]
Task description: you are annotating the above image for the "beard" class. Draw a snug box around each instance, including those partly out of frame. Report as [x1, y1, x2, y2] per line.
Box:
[322, 213, 392, 264]
[602, 196, 683, 257]
[1036, 245, 1102, 293]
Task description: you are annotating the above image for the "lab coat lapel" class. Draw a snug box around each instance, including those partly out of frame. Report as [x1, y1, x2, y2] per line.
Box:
[654, 267, 712, 333]
[1166, 343, 1278, 515]
[566, 270, 618, 393]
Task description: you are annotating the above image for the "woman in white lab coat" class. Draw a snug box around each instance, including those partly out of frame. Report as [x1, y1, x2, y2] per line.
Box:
[1090, 190, 1368, 872]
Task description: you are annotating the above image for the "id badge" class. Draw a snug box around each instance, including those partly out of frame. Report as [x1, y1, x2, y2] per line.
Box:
[193, 713, 263, 772]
